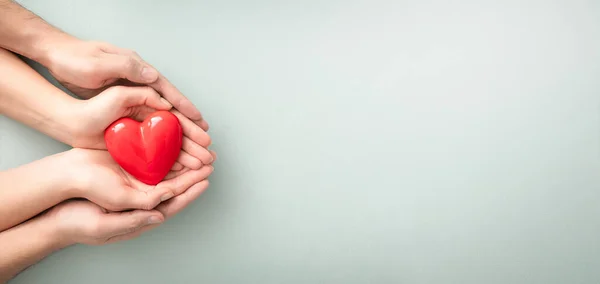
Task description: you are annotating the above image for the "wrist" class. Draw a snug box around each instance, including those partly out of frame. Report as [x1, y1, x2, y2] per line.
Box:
[49, 93, 86, 147]
[14, 19, 78, 67]
[52, 150, 83, 200]
[10, 212, 77, 254]
[35, 35, 81, 71]
[40, 215, 75, 249]
[60, 148, 93, 199]
[35, 210, 76, 249]
[0, 0, 78, 66]
[0, 47, 84, 147]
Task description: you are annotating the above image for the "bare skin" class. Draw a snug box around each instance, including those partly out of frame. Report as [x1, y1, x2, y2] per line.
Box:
[0, 148, 214, 233]
[0, 0, 209, 130]
[0, 177, 212, 283]
[0, 1, 218, 281]
[0, 48, 214, 169]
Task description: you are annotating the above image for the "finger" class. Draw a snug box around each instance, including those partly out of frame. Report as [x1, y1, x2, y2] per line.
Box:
[182, 137, 213, 165]
[105, 226, 147, 244]
[100, 46, 206, 128]
[177, 150, 203, 170]
[130, 105, 159, 122]
[199, 119, 210, 131]
[150, 75, 207, 129]
[101, 45, 145, 64]
[210, 150, 217, 162]
[110, 180, 211, 241]
[98, 209, 163, 237]
[165, 167, 190, 180]
[158, 165, 213, 196]
[171, 161, 184, 171]
[97, 42, 127, 54]
[102, 53, 159, 84]
[104, 185, 175, 211]
[158, 180, 211, 218]
[117, 86, 172, 110]
[105, 226, 148, 244]
[171, 110, 211, 147]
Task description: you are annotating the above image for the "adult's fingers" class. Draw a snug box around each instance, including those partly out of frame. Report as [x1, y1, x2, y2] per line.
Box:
[209, 150, 217, 162]
[177, 150, 203, 170]
[97, 209, 163, 238]
[158, 165, 213, 196]
[101, 44, 207, 129]
[199, 120, 209, 131]
[171, 110, 211, 147]
[116, 86, 172, 110]
[172, 109, 213, 165]
[132, 107, 213, 167]
[157, 180, 211, 218]
[165, 167, 190, 180]
[110, 180, 211, 241]
[172, 150, 215, 174]
[130, 105, 159, 121]
[105, 227, 147, 244]
[150, 75, 208, 130]
[98, 185, 175, 211]
[100, 53, 159, 85]
[98, 42, 133, 55]
[182, 137, 213, 165]
[171, 161, 184, 171]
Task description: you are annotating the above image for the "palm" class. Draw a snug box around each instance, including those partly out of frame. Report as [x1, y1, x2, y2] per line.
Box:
[45, 150, 214, 246]
[88, 150, 168, 192]
[73, 149, 194, 203]
[86, 151, 133, 188]
[72, 99, 211, 172]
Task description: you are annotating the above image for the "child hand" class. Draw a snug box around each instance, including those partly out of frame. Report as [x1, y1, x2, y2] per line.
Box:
[65, 148, 213, 212]
[68, 85, 213, 170]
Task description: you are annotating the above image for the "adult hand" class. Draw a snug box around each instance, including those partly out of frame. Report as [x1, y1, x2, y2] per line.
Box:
[42, 199, 163, 246]
[67, 148, 214, 212]
[103, 150, 217, 243]
[42, 38, 209, 131]
[70, 85, 213, 169]
[41, 177, 212, 246]
[100, 179, 212, 244]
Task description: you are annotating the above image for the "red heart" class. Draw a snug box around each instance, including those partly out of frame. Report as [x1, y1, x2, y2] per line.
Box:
[104, 111, 182, 185]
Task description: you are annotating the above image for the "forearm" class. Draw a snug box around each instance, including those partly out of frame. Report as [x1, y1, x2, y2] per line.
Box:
[0, 0, 74, 64]
[0, 215, 71, 283]
[0, 48, 79, 145]
[0, 151, 74, 232]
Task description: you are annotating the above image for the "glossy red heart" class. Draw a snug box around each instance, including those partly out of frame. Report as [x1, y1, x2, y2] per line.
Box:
[104, 111, 182, 185]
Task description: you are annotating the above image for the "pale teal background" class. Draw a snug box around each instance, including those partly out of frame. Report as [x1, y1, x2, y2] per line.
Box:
[1, 0, 600, 283]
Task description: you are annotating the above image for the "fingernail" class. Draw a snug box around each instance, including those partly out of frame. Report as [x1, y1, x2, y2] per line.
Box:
[141, 67, 158, 82]
[160, 97, 172, 108]
[147, 216, 163, 224]
[160, 192, 174, 202]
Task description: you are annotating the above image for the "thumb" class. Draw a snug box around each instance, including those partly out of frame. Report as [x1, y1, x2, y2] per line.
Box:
[113, 185, 175, 211]
[101, 54, 158, 84]
[117, 86, 172, 110]
[99, 210, 164, 237]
